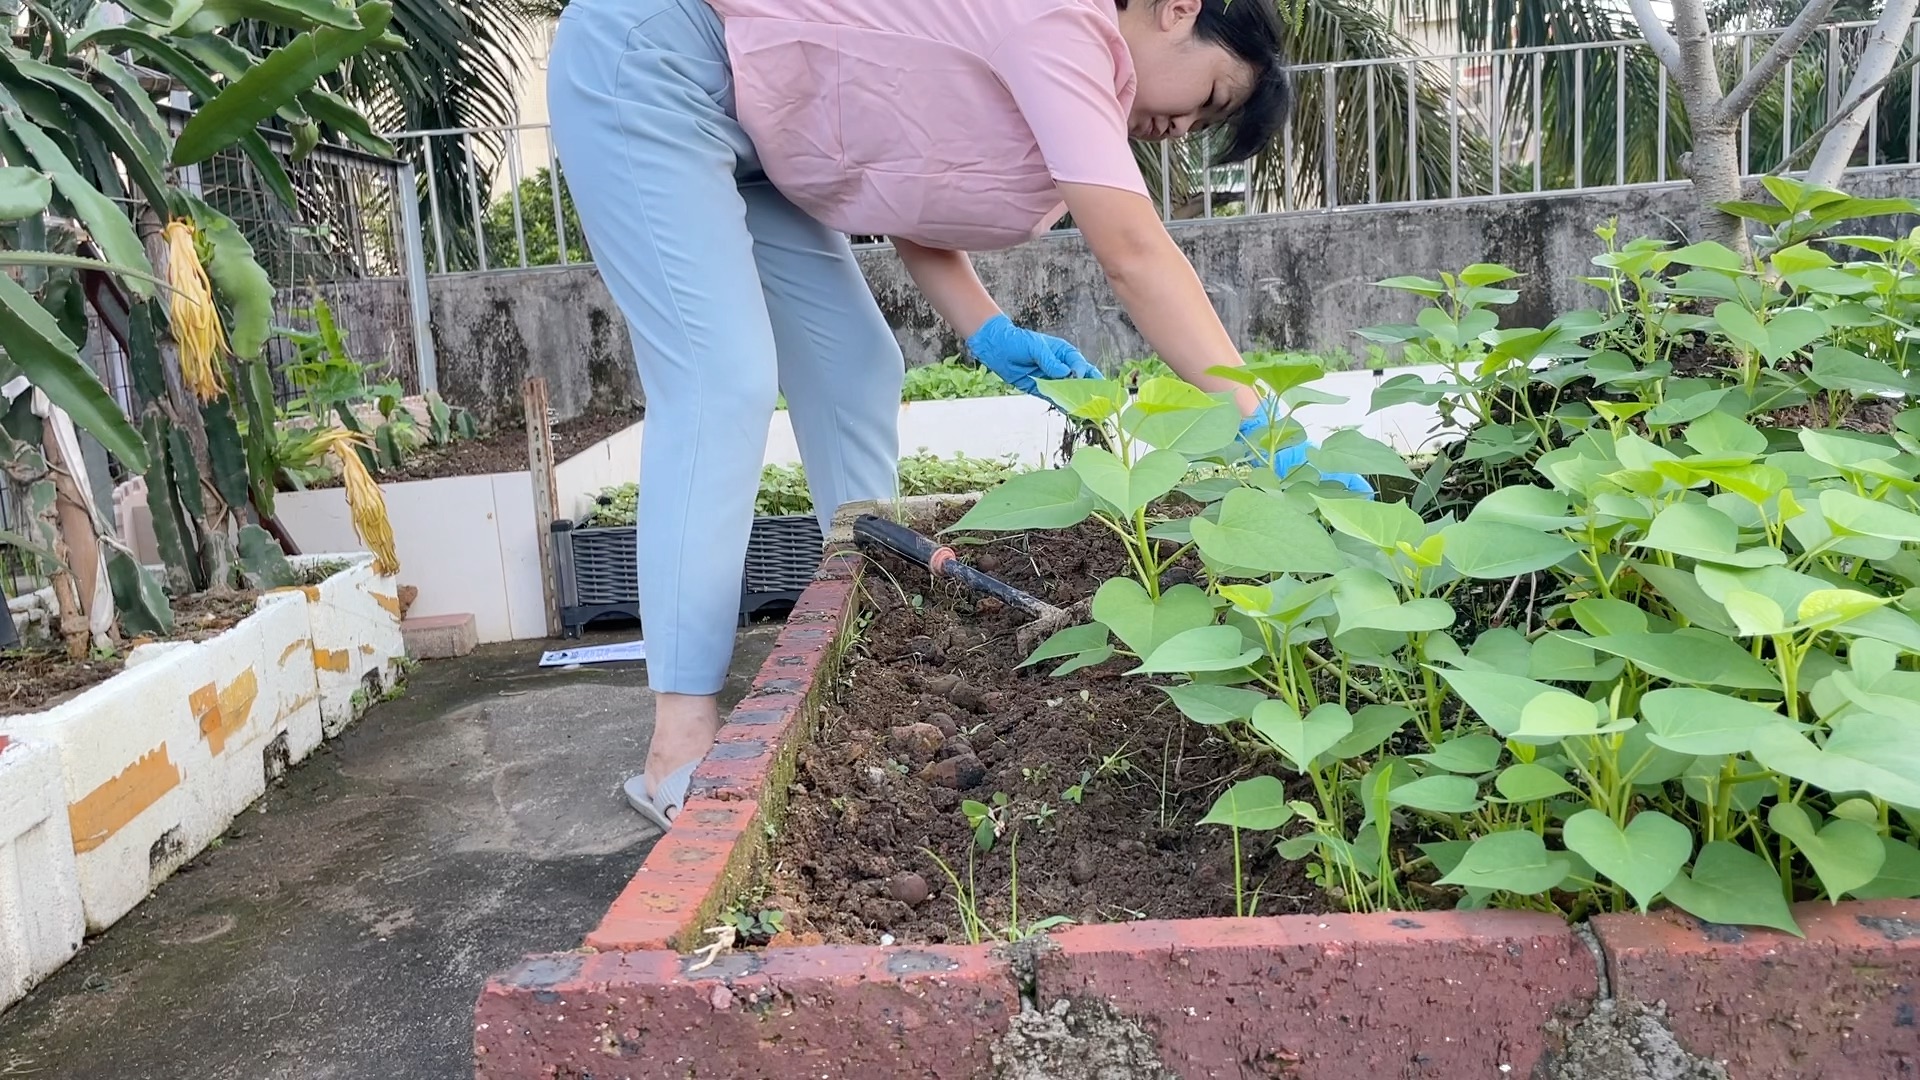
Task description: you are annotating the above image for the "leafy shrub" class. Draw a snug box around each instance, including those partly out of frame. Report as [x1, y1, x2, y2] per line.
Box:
[582, 450, 1027, 525]
[954, 177, 1920, 932]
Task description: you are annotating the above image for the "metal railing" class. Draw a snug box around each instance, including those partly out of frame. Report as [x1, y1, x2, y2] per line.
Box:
[390, 18, 1920, 275]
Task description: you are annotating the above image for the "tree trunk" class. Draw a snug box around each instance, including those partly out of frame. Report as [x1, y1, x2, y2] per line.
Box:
[1804, 0, 1920, 188]
[1686, 124, 1750, 255]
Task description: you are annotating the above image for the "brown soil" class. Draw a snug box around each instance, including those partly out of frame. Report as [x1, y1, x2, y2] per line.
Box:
[306, 406, 643, 488]
[0, 589, 263, 717]
[760, 506, 1321, 946]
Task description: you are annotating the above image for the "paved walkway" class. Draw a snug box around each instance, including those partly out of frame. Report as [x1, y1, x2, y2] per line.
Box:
[0, 628, 778, 1080]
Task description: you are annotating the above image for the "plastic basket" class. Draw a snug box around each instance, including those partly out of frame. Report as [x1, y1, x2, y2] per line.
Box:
[551, 514, 823, 638]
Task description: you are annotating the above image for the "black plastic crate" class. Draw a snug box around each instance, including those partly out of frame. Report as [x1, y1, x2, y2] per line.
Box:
[551, 514, 824, 638]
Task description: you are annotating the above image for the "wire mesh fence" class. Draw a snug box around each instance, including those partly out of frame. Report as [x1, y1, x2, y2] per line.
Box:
[88, 108, 428, 418]
[393, 18, 1920, 275]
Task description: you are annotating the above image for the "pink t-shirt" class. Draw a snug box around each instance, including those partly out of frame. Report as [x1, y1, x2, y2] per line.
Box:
[704, 0, 1147, 251]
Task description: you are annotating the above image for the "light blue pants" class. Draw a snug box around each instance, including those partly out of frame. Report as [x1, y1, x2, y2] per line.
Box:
[549, 0, 904, 695]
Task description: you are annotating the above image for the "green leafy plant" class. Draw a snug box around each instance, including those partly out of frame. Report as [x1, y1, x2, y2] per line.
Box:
[0, 0, 397, 653]
[956, 177, 1920, 934]
[582, 450, 1028, 525]
[927, 794, 1072, 945]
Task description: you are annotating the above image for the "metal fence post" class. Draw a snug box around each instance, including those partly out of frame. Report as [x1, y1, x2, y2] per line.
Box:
[397, 162, 440, 395]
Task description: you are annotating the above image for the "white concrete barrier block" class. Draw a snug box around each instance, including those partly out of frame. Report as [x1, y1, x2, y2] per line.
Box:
[0, 645, 222, 932]
[283, 555, 407, 740]
[178, 595, 320, 817]
[0, 736, 84, 1012]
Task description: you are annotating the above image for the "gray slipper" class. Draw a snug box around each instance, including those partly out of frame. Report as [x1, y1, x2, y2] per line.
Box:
[624, 758, 697, 833]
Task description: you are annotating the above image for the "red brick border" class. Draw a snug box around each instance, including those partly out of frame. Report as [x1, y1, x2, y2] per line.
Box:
[476, 522, 1920, 1080]
[580, 552, 859, 955]
[475, 944, 1018, 1077]
[1040, 912, 1596, 1078]
[1591, 901, 1920, 1078]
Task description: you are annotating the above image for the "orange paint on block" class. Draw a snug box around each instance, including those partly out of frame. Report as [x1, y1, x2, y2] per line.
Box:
[313, 647, 351, 673]
[279, 638, 311, 666]
[69, 745, 180, 854]
[373, 592, 402, 616]
[359, 643, 376, 655]
[196, 668, 260, 755]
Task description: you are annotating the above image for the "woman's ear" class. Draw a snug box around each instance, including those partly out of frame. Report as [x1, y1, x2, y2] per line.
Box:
[1157, 0, 1203, 33]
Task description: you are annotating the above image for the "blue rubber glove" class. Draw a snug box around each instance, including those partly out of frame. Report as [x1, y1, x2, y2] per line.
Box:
[1239, 409, 1376, 497]
[966, 315, 1101, 399]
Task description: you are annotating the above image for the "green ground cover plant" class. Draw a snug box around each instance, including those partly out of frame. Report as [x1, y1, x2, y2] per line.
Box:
[948, 177, 1920, 933]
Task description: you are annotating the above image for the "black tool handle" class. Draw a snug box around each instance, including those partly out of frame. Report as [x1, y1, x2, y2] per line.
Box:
[851, 514, 1054, 618]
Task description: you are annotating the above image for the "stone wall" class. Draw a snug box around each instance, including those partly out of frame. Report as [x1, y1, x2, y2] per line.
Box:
[334, 171, 1920, 425]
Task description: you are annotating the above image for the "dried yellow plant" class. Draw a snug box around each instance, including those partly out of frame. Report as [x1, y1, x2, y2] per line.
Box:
[162, 219, 227, 402]
[319, 428, 400, 575]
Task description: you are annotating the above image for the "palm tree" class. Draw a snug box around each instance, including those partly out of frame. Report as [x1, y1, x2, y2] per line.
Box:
[1149, 0, 1498, 216]
[225, 0, 550, 275]
[1159, 0, 1912, 220]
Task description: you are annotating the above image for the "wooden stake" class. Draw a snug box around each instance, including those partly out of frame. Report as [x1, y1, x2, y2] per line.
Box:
[524, 377, 561, 638]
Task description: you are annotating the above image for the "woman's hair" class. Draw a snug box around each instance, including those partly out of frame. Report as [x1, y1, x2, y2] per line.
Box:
[1195, 0, 1292, 164]
[1119, 0, 1294, 165]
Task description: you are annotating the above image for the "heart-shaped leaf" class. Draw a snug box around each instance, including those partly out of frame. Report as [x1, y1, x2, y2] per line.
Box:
[1091, 579, 1213, 659]
[1436, 830, 1571, 895]
[1439, 520, 1579, 579]
[1751, 714, 1920, 808]
[1251, 700, 1353, 770]
[1848, 837, 1920, 900]
[1640, 688, 1784, 755]
[1199, 776, 1296, 831]
[1190, 488, 1344, 575]
[1130, 625, 1261, 675]
[948, 469, 1094, 532]
[1072, 447, 1189, 515]
[1412, 733, 1502, 774]
[1660, 842, 1802, 936]
[1562, 809, 1692, 912]
[1328, 703, 1415, 759]
[1386, 774, 1483, 813]
[1307, 429, 1418, 480]
[1494, 763, 1578, 802]
[1767, 803, 1885, 901]
[1577, 629, 1781, 691]
[1020, 622, 1109, 668]
[1160, 683, 1266, 726]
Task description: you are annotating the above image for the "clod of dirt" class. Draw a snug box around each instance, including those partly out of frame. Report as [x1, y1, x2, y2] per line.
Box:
[1538, 999, 1729, 1080]
[920, 753, 986, 790]
[889, 722, 946, 762]
[926, 711, 958, 737]
[863, 766, 891, 792]
[991, 998, 1173, 1080]
[1069, 851, 1097, 885]
[946, 679, 987, 712]
[937, 736, 974, 761]
[903, 635, 945, 664]
[888, 872, 930, 907]
[975, 553, 1002, 573]
[925, 673, 962, 698]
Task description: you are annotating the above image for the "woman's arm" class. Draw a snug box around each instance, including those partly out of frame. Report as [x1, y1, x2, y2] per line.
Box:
[1056, 182, 1261, 418]
[889, 238, 1000, 339]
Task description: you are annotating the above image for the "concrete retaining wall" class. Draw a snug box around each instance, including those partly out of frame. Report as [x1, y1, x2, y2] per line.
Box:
[333, 172, 1920, 427]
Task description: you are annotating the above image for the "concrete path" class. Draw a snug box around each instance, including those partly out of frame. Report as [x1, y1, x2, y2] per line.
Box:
[0, 627, 779, 1080]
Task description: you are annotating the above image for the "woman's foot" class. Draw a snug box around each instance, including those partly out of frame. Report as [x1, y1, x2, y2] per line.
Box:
[625, 692, 724, 830]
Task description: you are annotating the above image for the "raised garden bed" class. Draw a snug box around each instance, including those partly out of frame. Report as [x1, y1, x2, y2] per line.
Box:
[474, 496, 1920, 1079]
[475, 185, 1920, 1076]
[760, 505, 1314, 943]
[0, 553, 404, 1013]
